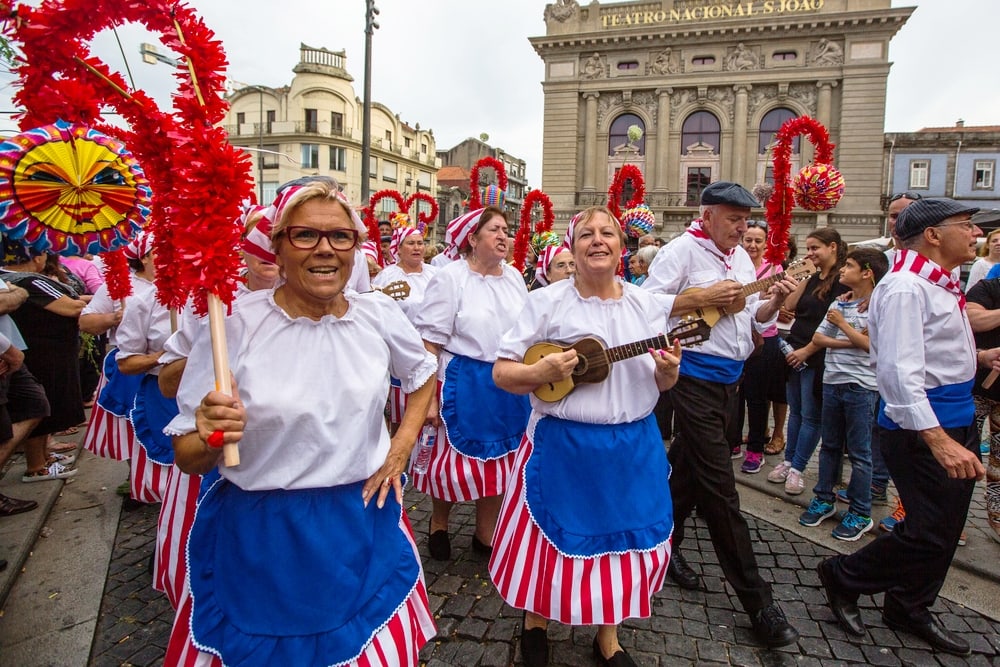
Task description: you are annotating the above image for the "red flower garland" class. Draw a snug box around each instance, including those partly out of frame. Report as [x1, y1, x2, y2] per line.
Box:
[469, 157, 508, 210]
[512, 190, 555, 271]
[366, 189, 405, 265]
[403, 192, 439, 228]
[101, 248, 132, 301]
[607, 164, 645, 221]
[763, 115, 837, 266]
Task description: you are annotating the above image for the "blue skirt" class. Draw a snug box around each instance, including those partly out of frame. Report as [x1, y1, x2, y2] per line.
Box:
[96, 349, 142, 418]
[188, 479, 420, 667]
[131, 374, 178, 466]
[440, 355, 529, 461]
[524, 414, 673, 557]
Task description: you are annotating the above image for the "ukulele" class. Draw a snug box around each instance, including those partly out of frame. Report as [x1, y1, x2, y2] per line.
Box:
[373, 280, 410, 301]
[524, 317, 711, 402]
[680, 258, 816, 328]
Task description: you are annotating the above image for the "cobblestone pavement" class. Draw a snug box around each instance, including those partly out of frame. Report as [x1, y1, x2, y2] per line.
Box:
[87, 488, 1000, 667]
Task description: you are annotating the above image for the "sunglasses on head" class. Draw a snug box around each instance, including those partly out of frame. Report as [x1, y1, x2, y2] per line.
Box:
[747, 220, 768, 232]
[889, 192, 923, 202]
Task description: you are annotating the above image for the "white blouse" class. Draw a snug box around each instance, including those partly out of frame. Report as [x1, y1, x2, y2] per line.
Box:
[167, 289, 437, 491]
[114, 278, 171, 375]
[497, 279, 667, 427]
[80, 282, 122, 345]
[372, 263, 438, 321]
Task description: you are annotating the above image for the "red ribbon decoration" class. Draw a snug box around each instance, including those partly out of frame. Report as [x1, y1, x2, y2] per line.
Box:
[512, 190, 555, 272]
[468, 157, 508, 210]
[607, 164, 645, 221]
[366, 189, 405, 265]
[403, 192, 439, 227]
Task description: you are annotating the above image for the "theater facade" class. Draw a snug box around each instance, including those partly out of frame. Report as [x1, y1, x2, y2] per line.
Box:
[532, 0, 914, 242]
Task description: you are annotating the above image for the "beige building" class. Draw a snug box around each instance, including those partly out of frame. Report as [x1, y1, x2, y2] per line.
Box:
[224, 44, 440, 225]
[532, 0, 913, 242]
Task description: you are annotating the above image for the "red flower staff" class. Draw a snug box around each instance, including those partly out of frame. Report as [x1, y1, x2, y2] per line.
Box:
[469, 156, 508, 210]
[366, 189, 405, 265]
[404, 192, 439, 229]
[512, 189, 554, 272]
[607, 163, 645, 221]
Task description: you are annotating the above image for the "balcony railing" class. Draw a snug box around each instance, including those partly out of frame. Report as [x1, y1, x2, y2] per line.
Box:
[575, 191, 691, 208]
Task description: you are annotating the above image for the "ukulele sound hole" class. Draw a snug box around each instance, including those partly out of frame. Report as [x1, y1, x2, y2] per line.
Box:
[573, 354, 588, 376]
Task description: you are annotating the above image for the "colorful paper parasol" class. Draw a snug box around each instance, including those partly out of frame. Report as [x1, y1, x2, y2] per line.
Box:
[0, 120, 150, 256]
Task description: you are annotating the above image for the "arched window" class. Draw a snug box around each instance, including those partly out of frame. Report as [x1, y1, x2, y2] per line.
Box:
[608, 113, 645, 156]
[681, 111, 720, 153]
[759, 107, 799, 154]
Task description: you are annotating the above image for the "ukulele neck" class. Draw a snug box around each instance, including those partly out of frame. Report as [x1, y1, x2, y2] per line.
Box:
[605, 334, 669, 363]
[740, 269, 786, 297]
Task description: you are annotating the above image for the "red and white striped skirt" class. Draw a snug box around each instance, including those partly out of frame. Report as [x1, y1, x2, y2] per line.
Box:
[129, 444, 170, 504]
[488, 437, 671, 626]
[154, 466, 200, 609]
[82, 369, 137, 461]
[388, 384, 406, 426]
[164, 512, 437, 667]
[410, 420, 516, 502]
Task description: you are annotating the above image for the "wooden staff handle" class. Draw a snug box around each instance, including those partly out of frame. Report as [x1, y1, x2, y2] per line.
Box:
[984, 369, 999, 390]
[207, 294, 239, 466]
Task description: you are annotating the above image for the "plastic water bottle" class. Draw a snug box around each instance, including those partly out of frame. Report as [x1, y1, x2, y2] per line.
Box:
[777, 337, 807, 372]
[412, 425, 436, 475]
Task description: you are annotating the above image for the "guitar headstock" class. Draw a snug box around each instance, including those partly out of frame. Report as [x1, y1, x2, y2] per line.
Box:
[669, 316, 711, 347]
[785, 258, 818, 282]
[375, 280, 411, 301]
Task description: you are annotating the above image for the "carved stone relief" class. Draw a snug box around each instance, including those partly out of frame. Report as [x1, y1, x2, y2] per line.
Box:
[544, 0, 579, 23]
[724, 43, 760, 71]
[707, 87, 735, 123]
[810, 38, 844, 67]
[631, 91, 659, 124]
[581, 52, 606, 80]
[788, 83, 817, 115]
[748, 85, 778, 118]
[669, 89, 695, 124]
[649, 48, 681, 75]
[596, 92, 623, 127]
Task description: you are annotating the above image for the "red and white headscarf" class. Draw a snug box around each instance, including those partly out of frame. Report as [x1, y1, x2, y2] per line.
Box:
[267, 185, 366, 234]
[444, 208, 486, 260]
[562, 210, 586, 251]
[123, 231, 153, 260]
[389, 227, 422, 263]
[241, 206, 276, 264]
[535, 245, 571, 287]
[361, 240, 380, 266]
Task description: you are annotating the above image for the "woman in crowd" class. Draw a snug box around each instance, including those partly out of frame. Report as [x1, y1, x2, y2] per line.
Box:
[490, 206, 681, 667]
[166, 180, 438, 665]
[531, 244, 575, 289]
[627, 245, 657, 286]
[412, 206, 530, 560]
[1, 239, 84, 481]
[768, 227, 848, 494]
[966, 228, 1000, 293]
[739, 220, 787, 473]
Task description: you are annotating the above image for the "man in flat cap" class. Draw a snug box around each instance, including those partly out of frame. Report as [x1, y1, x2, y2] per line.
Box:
[818, 198, 995, 657]
[643, 181, 801, 648]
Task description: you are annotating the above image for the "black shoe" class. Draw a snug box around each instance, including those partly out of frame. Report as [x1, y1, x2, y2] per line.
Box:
[428, 529, 451, 561]
[666, 551, 701, 590]
[472, 534, 493, 555]
[750, 602, 800, 648]
[0, 493, 38, 517]
[816, 559, 865, 637]
[592, 635, 637, 666]
[521, 621, 548, 667]
[883, 612, 971, 657]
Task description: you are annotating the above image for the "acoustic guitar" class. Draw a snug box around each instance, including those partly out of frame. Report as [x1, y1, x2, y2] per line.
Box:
[680, 258, 816, 328]
[373, 280, 410, 301]
[524, 317, 711, 402]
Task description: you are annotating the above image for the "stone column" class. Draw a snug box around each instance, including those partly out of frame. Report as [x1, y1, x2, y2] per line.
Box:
[583, 92, 599, 191]
[732, 84, 750, 186]
[816, 81, 836, 128]
[654, 87, 672, 191]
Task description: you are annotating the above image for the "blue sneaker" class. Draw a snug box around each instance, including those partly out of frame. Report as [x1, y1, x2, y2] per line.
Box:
[835, 488, 850, 503]
[799, 498, 837, 527]
[832, 512, 874, 541]
[879, 498, 905, 532]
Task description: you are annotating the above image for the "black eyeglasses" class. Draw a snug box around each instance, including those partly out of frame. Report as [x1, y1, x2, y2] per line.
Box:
[284, 226, 359, 251]
[890, 192, 923, 202]
[747, 220, 768, 232]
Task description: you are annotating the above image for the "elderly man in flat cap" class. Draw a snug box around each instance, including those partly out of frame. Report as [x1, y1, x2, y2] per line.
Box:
[818, 198, 997, 657]
[643, 181, 801, 648]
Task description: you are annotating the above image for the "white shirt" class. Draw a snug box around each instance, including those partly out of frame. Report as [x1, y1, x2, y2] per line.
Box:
[345, 248, 372, 294]
[114, 278, 171, 376]
[413, 260, 527, 370]
[80, 282, 124, 346]
[0, 280, 27, 351]
[167, 289, 437, 491]
[870, 268, 975, 431]
[642, 232, 774, 362]
[497, 279, 666, 427]
[965, 257, 995, 293]
[372, 263, 438, 321]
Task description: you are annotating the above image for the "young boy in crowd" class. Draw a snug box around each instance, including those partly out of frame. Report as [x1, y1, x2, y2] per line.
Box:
[799, 247, 888, 540]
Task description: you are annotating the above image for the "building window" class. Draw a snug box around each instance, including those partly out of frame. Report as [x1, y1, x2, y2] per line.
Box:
[974, 160, 995, 190]
[383, 160, 397, 183]
[759, 107, 799, 154]
[772, 51, 797, 61]
[369, 157, 377, 178]
[418, 171, 431, 190]
[331, 112, 343, 136]
[404, 137, 412, 148]
[681, 111, 720, 154]
[266, 110, 275, 132]
[909, 160, 929, 189]
[304, 108, 318, 133]
[262, 182, 278, 204]
[301, 144, 319, 169]
[608, 113, 645, 156]
[452, 203, 460, 220]
[616, 60, 639, 70]
[260, 144, 280, 169]
[686, 167, 713, 206]
[691, 55, 715, 66]
[385, 130, 392, 143]
[329, 146, 346, 172]
[236, 112, 245, 126]
[421, 143, 427, 154]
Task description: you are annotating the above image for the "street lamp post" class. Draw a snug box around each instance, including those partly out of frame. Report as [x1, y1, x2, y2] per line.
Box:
[361, 1, 379, 203]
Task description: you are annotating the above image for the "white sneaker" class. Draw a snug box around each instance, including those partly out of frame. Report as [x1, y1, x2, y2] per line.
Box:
[22, 460, 78, 483]
[784, 469, 805, 495]
[767, 461, 792, 483]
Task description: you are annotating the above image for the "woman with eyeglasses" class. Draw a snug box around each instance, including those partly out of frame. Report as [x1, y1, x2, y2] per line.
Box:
[532, 244, 576, 289]
[737, 220, 789, 473]
[167, 180, 439, 666]
[768, 227, 849, 495]
[966, 228, 1000, 293]
[411, 206, 530, 562]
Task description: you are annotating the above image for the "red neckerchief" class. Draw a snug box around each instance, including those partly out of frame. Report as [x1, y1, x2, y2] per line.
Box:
[686, 219, 735, 272]
[892, 248, 965, 310]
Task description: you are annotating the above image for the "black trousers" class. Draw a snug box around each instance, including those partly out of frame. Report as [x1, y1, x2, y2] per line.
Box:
[668, 374, 772, 613]
[828, 423, 977, 622]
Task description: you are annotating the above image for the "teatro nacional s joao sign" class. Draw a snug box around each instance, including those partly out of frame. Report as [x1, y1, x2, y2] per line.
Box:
[600, 0, 826, 28]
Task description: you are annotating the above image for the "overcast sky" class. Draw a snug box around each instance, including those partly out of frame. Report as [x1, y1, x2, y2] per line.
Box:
[1, 0, 997, 190]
